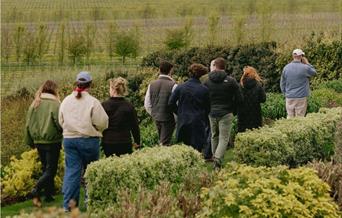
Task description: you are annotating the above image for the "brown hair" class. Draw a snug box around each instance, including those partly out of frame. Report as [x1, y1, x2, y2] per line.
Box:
[189, 64, 208, 79]
[109, 77, 128, 97]
[159, 61, 173, 75]
[214, 57, 226, 70]
[240, 66, 263, 87]
[33, 80, 60, 108]
[75, 80, 92, 99]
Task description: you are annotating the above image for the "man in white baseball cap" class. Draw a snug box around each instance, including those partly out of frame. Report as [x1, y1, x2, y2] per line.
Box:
[280, 48, 316, 118]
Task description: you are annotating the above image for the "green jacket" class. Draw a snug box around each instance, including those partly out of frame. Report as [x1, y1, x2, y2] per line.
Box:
[25, 94, 63, 146]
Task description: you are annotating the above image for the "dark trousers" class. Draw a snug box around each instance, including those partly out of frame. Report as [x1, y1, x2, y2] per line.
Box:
[102, 143, 133, 157]
[35, 143, 61, 198]
[155, 119, 175, 145]
[203, 125, 212, 159]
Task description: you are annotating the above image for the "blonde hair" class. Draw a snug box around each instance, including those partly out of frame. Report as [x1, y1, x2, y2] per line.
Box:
[33, 80, 60, 108]
[240, 66, 263, 87]
[109, 77, 128, 97]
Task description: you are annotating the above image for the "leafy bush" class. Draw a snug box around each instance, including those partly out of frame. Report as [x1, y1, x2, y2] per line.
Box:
[318, 79, 342, 93]
[142, 42, 280, 92]
[235, 107, 342, 167]
[84, 145, 204, 212]
[198, 163, 341, 217]
[97, 170, 214, 218]
[1, 149, 64, 202]
[303, 33, 342, 85]
[11, 207, 85, 218]
[115, 30, 140, 64]
[261, 92, 321, 120]
[311, 88, 342, 108]
[310, 161, 342, 209]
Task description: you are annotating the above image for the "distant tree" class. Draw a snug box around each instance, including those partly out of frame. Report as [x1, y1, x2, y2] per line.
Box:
[1, 27, 12, 64]
[106, 22, 118, 62]
[13, 25, 26, 63]
[36, 24, 51, 64]
[84, 24, 97, 64]
[207, 13, 220, 46]
[115, 30, 140, 64]
[67, 32, 88, 65]
[164, 19, 193, 50]
[23, 30, 38, 65]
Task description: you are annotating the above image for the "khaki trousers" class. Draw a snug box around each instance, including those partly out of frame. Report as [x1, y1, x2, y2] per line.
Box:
[286, 97, 307, 119]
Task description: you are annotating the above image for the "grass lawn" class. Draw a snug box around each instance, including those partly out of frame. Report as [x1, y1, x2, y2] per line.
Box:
[1, 148, 235, 217]
[1, 190, 86, 217]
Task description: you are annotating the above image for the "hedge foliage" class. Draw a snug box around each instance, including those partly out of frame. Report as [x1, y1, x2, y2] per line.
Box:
[1, 149, 64, 201]
[84, 144, 204, 212]
[198, 163, 341, 218]
[142, 38, 342, 93]
[234, 107, 342, 167]
[142, 42, 280, 91]
[310, 161, 342, 209]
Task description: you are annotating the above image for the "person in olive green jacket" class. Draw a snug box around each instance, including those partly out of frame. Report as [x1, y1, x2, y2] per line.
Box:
[25, 80, 63, 207]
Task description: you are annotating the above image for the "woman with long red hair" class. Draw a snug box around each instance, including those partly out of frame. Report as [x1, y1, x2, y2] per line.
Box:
[237, 66, 266, 132]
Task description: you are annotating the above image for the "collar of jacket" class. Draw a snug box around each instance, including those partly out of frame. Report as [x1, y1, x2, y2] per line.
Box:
[188, 78, 201, 83]
[158, 74, 174, 81]
[41, 93, 59, 101]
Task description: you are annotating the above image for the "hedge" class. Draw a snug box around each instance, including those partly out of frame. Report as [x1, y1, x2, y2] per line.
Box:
[198, 163, 341, 217]
[234, 107, 342, 167]
[142, 42, 280, 92]
[84, 144, 204, 212]
[1, 149, 64, 202]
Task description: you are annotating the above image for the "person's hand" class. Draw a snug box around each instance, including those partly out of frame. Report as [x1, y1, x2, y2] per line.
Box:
[301, 57, 309, 64]
[133, 143, 141, 149]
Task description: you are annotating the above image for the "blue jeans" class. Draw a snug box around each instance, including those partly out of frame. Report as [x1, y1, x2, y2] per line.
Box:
[63, 137, 100, 210]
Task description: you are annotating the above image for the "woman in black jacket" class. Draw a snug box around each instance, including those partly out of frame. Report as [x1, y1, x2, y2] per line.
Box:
[237, 66, 266, 132]
[102, 77, 140, 157]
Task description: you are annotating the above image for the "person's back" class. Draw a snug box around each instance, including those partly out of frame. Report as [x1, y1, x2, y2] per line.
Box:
[280, 49, 316, 118]
[237, 67, 266, 132]
[282, 61, 316, 98]
[60, 92, 107, 137]
[204, 71, 240, 117]
[101, 77, 140, 157]
[149, 76, 175, 121]
[144, 61, 177, 146]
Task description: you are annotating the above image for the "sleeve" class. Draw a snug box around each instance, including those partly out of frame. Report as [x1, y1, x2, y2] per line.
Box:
[168, 86, 180, 115]
[144, 85, 152, 115]
[259, 85, 267, 103]
[204, 89, 210, 116]
[52, 103, 63, 133]
[280, 69, 286, 94]
[24, 107, 34, 148]
[306, 64, 317, 77]
[232, 79, 243, 115]
[58, 102, 64, 127]
[91, 100, 109, 132]
[130, 106, 141, 145]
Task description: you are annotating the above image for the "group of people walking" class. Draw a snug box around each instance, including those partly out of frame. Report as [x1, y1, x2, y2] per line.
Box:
[24, 48, 316, 211]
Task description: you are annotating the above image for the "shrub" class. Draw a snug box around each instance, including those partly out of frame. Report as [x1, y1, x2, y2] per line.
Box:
[318, 79, 342, 93]
[115, 30, 140, 64]
[1, 149, 64, 202]
[310, 161, 342, 209]
[235, 107, 342, 167]
[261, 92, 321, 120]
[84, 145, 204, 212]
[142, 42, 280, 92]
[98, 170, 214, 218]
[311, 88, 342, 108]
[198, 163, 341, 217]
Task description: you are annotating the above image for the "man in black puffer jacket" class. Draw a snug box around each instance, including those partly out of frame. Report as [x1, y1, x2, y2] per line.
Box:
[204, 57, 242, 169]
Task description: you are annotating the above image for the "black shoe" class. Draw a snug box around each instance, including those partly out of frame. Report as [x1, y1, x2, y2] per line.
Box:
[213, 159, 222, 171]
[44, 196, 55, 203]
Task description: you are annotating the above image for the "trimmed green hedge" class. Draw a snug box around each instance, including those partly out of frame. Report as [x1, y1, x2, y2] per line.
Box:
[198, 163, 341, 217]
[84, 144, 204, 212]
[235, 107, 342, 167]
[142, 42, 280, 92]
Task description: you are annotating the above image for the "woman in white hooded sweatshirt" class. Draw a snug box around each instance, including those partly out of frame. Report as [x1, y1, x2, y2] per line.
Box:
[59, 71, 108, 211]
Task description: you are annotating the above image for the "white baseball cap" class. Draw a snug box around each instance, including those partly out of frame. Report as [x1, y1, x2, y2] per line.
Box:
[292, 49, 305, 56]
[76, 71, 92, 84]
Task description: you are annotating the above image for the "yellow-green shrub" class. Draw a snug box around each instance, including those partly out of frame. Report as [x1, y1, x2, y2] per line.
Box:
[84, 144, 204, 212]
[1, 149, 64, 200]
[198, 163, 341, 218]
[235, 107, 342, 167]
